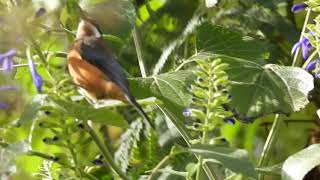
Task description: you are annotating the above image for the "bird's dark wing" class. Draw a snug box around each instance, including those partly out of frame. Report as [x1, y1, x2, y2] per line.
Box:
[79, 37, 131, 95]
[78, 37, 153, 126]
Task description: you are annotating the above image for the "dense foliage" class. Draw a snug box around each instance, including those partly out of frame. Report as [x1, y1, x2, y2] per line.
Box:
[1, 0, 320, 179]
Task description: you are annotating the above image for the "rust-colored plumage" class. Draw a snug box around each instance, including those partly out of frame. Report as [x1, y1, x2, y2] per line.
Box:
[67, 19, 151, 125]
[68, 41, 125, 101]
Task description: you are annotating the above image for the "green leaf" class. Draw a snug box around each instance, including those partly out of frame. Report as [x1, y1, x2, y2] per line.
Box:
[197, 23, 269, 60]
[129, 70, 194, 107]
[191, 54, 314, 118]
[17, 94, 47, 126]
[189, 145, 258, 179]
[282, 144, 320, 180]
[229, 63, 313, 117]
[51, 98, 128, 128]
[60, 0, 81, 32]
[102, 34, 125, 45]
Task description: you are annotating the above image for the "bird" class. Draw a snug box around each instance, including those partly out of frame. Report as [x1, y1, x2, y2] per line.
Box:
[67, 19, 151, 126]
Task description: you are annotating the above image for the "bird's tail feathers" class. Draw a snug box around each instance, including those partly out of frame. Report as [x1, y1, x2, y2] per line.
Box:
[126, 95, 153, 128]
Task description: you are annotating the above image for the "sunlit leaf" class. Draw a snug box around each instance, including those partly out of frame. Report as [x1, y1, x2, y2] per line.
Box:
[190, 144, 258, 179]
[129, 70, 194, 107]
[230, 63, 313, 117]
[190, 53, 314, 118]
[51, 98, 128, 128]
[282, 144, 320, 180]
[197, 23, 269, 60]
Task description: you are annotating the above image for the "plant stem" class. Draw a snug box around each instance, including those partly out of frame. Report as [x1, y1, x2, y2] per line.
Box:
[302, 50, 318, 69]
[133, 16, 215, 180]
[27, 150, 56, 161]
[147, 155, 171, 180]
[84, 122, 130, 180]
[27, 119, 37, 150]
[157, 105, 217, 180]
[133, 27, 147, 77]
[292, 8, 311, 67]
[196, 79, 213, 180]
[0, 63, 39, 70]
[258, 8, 311, 179]
[29, 36, 47, 65]
[80, 169, 100, 180]
[258, 114, 282, 179]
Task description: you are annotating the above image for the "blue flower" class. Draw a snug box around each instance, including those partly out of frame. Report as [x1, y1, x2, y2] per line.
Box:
[223, 117, 235, 125]
[28, 59, 42, 92]
[182, 108, 192, 117]
[291, 3, 307, 13]
[291, 35, 313, 59]
[0, 49, 17, 73]
[306, 58, 320, 78]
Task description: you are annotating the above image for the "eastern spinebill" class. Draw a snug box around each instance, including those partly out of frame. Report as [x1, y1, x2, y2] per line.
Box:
[67, 19, 151, 125]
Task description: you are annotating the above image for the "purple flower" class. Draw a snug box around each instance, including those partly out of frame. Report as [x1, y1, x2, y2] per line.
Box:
[28, 59, 42, 92]
[182, 108, 192, 117]
[0, 102, 8, 109]
[0, 85, 19, 91]
[291, 3, 307, 13]
[306, 58, 320, 78]
[223, 117, 235, 125]
[92, 159, 103, 166]
[0, 49, 17, 73]
[291, 36, 313, 59]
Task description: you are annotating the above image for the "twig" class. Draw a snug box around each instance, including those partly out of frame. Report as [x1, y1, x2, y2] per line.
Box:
[84, 122, 130, 180]
[132, 27, 147, 77]
[147, 155, 171, 180]
[157, 105, 217, 180]
[258, 114, 282, 179]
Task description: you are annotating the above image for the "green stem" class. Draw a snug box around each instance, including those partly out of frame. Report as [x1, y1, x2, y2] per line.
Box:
[302, 50, 318, 69]
[27, 150, 56, 161]
[27, 118, 37, 150]
[147, 155, 171, 180]
[196, 127, 209, 179]
[80, 169, 100, 180]
[292, 8, 311, 67]
[84, 122, 130, 180]
[258, 114, 282, 178]
[196, 80, 213, 180]
[257, 8, 311, 179]
[0, 63, 40, 70]
[314, 16, 320, 59]
[133, 27, 147, 77]
[29, 36, 47, 65]
[157, 105, 217, 180]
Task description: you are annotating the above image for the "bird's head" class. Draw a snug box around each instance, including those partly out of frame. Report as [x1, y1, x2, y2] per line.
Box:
[76, 19, 102, 39]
